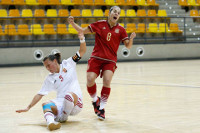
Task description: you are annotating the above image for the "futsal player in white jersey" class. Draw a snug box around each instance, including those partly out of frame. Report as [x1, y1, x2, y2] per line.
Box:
[16, 32, 86, 131]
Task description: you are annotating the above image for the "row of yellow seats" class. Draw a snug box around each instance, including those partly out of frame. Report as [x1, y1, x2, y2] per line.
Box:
[125, 23, 183, 33]
[190, 9, 200, 16]
[0, 9, 168, 18]
[0, 0, 158, 6]
[179, 0, 200, 6]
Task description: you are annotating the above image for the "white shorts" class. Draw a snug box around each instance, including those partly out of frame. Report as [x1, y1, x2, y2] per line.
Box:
[51, 97, 83, 121]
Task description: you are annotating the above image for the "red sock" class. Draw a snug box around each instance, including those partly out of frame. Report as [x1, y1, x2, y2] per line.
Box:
[100, 86, 111, 103]
[87, 83, 97, 98]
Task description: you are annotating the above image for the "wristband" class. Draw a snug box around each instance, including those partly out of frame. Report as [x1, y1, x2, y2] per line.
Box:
[80, 37, 85, 43]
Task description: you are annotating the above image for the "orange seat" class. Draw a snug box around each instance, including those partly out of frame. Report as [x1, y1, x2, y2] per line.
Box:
[81, 24, 90, 28]
[57, 24, 69, 35]
[72, 0, 82, 5]
[13, 0, 25, 5]
[94, 0, 105, 5]
[116, 0, 126, 5]
[104, 9, 109, 17]
[5, 24, 18, 36]
[126, 0, 137, 6]
[1, 0, 13, 5]
[58, 9, 69, 17]
[147, 10, 157, 17]
[178, 0, 188, 6]
[38, 0, 49, 5]
[83, 0, 94, 5]
[44, 24, 56, 35]
[147, 0, 159, 6]
[197, 0, 200, 5]
[9, 9, 21, 18]
[137, 9, 146, 17]
[126, 23, 136, 33]
[190, 10, 198, 16]
[49, 0, 60, 5]
[0, 25, 5, 36]
[169, 23, 182, 33]
[18, 24, 32, 36]
[136, 23, 147, 33]
[70, 9, 81, 17]
[34, 9, 45, 18]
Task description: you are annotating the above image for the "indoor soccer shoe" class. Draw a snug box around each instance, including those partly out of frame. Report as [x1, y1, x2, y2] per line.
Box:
[97, 109, 105, 120]
[92, 97, 100, 114]
[47, 121, 61, 131]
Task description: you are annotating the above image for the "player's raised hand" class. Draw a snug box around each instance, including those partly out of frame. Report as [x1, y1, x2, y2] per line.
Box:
[16, 108, 29, 113]
[68, 16, 74, 24]
[130, 32, 136, 39]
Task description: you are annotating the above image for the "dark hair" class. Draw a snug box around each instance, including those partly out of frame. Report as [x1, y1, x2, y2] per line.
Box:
[43, 53, 61, 64]
[109, 6, 121, 13]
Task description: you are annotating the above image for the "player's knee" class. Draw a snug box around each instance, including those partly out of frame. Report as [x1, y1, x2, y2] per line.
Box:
[64, 93, 74, 103]
[87, 75, 95, 85]
[103, 79, 111, 87]
[42, 102, 56, 112]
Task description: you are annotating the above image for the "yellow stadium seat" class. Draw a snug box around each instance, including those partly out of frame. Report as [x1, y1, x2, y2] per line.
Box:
[31, 24, 44, 35]
[34, 9, 45, 18]
[60, 0, 74, 5]
[81, 24, 90, 28]
[157, 10, 167, 17]
[188, 0, 197, 6]
[70, 9, 81, 17]
[94, 0, 105, 5]
[136, 23, 146, 33]
[190, 10, 198, 16]
[120, 9, 126, 17]
[26, 0, 39, 5]
[47, 9, 58, 17]
[197, 0, 200, 5]
[116, 0, 126, 5]
[93, 9, 104, 17]
[148, 23, 158, 33]
[49, 0, 60, 5]
[137, 9, 146, 17]
[105, 0, 116, 6]
[18, 24, 32, 36]
[169, 23, 182, 33]
[44, 24, 56, 35]
[158, 23, 169, 33]
[147, 10, 157, 17]
[126, 0, 137, 6]
[83, 0, 94, 5]
[13, 0, 26, 5]
[137, 0, 147, 6]
[22, 9, 33, 17]
[0, 0, 13, 5]
[126, 9, 136, 17]
[9, 9, 21, 18]
[119, 23, 125, 27]
[58, 9, 69, 17]
[82, 9, 92, 17]
[57, 24, 69, 35]
[38, 0, 49, 5]
[0, 25, 5, 36]
[5, 24, 18, 36]
[104, 9, 109, 17]
[178, 0, 188, 6]
[68, 24, 78, 34]
[126, 23, 136, 33]
[0, 9, 8, 18]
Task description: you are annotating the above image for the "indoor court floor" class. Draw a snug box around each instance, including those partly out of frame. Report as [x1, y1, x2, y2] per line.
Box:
[1, 60, 200, 133]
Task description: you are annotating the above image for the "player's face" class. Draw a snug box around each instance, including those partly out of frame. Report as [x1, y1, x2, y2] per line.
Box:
[108, 7, 121, 24]
[43, 59, 58, 73]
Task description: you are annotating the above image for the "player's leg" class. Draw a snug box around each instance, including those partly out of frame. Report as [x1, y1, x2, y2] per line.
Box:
[42, 102, 61, 131]
[87, 58, 101, 114]
[70, 97, 83, 116]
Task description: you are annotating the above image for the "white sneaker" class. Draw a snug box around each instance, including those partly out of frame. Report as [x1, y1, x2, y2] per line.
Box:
[47, 121, 61, 131]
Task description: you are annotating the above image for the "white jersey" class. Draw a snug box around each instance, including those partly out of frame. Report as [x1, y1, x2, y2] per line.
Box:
[38, 57, 82, 99]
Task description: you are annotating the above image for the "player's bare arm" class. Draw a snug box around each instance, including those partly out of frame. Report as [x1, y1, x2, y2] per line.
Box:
[78, 31, 86, 57]
[16, 94, 43, 113]
[124, 32, 136, 49]
[68, 16, 91, 34]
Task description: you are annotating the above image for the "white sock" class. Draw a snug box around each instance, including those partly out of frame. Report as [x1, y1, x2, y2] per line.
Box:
[44, 112, 55, 124]
[92, 94, 98, 102]
[99, 102, 106, 110]
[63, 93, 75, 120]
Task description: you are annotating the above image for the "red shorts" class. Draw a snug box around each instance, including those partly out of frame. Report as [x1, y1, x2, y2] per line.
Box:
[87, 57, 117, 78]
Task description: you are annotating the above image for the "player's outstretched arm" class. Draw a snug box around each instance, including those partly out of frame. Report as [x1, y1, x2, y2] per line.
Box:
[124, 32, 136, 49]
[78, 31, 86, 57]
[16, 94, 43, 113]
[68, 16, 91, 34]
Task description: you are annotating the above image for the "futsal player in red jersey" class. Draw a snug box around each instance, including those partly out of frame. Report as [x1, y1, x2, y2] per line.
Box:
[68, 6, 136, 120]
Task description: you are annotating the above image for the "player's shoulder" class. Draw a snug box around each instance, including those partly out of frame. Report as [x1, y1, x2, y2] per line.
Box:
[95, 20, 107, 24]
[117, 23, 125, 29]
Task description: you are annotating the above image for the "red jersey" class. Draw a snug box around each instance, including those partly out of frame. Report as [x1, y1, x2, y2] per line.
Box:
[89, 20, 129, 62]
